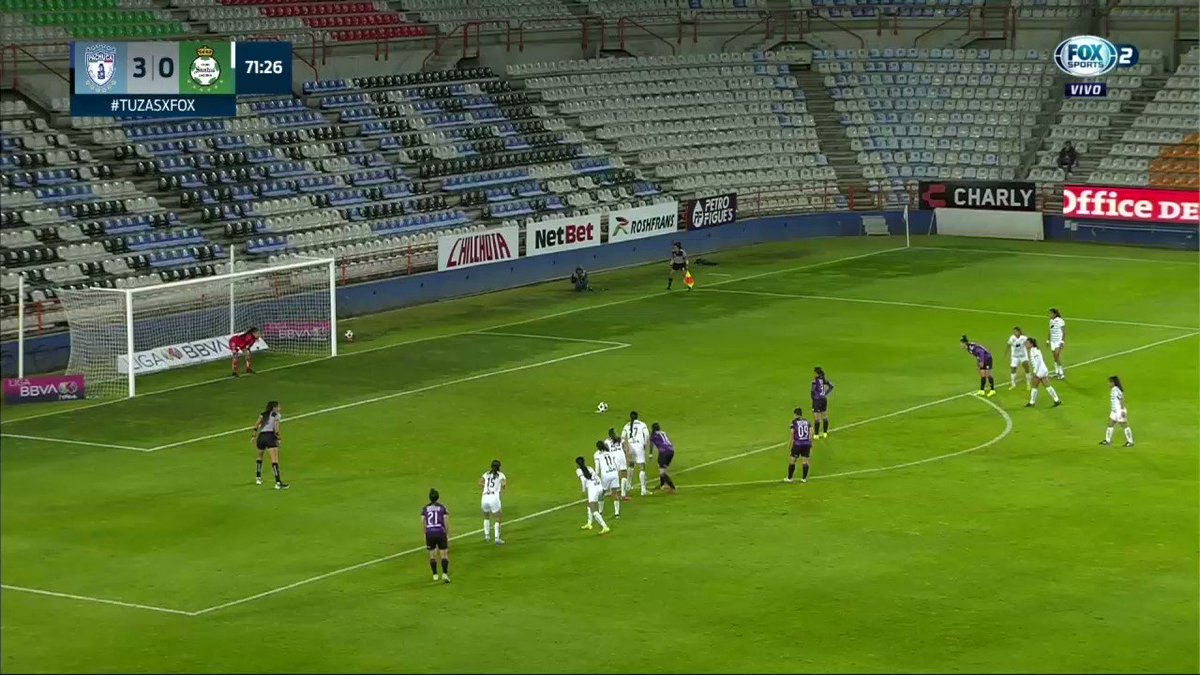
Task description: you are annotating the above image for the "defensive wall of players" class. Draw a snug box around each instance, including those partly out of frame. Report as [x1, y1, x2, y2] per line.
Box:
[3, 198, 1195, 377]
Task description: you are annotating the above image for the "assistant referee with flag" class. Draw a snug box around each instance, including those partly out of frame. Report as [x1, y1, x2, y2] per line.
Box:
[666, 241, 693, 291]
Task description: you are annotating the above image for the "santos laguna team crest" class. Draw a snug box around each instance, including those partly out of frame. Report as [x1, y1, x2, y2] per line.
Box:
[84, 44, 117, 92]
[189, 45, 221, 87]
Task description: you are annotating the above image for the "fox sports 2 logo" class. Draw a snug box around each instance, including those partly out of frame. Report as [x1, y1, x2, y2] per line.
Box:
[1054, 35, 1138, 77]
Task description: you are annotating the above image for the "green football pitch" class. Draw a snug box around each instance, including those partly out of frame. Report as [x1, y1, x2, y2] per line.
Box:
[2, 236, 1197, 673]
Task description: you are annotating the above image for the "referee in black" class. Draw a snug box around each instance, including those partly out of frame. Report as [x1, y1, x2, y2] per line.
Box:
[666, 241, 689, 291]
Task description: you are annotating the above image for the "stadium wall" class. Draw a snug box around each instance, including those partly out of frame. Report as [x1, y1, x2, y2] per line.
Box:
[5, 210, 1195, 377]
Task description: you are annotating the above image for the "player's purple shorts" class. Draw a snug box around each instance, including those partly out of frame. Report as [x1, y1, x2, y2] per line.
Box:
[811, 397, 828, 414]
[425, 532, 448, 551]
[978, 356, 994, 370]
[791, 443, 812, 459]
[657, 449, 674, 468]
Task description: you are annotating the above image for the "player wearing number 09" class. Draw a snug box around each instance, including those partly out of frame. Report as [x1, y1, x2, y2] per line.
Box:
[593, 440, 623, 519]
[1024, 337, 1062, 408]
[1048, 308, 1067, 379]
[1100, 376, 1134, 447]
[229, 327, 259, 377]
[1006, 327, 1032, 389]
[422, 489, 451, 583]
[786, 408, 813, 483]
[251, 400, 288, 489]
[961, 336, 996, 397]
[575, 457, 610, 534]
[649, 423, 676, 493]
[811, 367, 834, 439]
[479, 459, 507, 545]
[605, 428, 630, 501]
[621, 411, 652, 496]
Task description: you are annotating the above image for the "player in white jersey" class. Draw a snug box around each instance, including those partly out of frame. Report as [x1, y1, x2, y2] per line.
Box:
[1006, 326, 1032, 389]
[1024, 337, 1061, 408]
[1100, 375, 1134, 447]
[593, 440, 623, 519]
[1048, 308, 1066, 379]
[479, 459, 507, 545]
[621, 410, 652, 496]
[605, 428, 630, 501]
[574, 456, 610, 534]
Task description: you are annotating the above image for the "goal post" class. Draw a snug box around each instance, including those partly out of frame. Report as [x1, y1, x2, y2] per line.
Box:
[56, 257, 337, 398]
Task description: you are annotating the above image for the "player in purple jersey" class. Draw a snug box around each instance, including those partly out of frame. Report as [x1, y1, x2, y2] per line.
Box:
[810, 367, 834, 440]
[649, 422, 677, 493]
[421, 488, 451, 583]
[786, 407, 813, 483]
[961, 335, 996, 397]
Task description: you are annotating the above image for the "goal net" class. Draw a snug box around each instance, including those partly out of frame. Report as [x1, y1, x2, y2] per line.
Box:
[56, 257, 336, 398]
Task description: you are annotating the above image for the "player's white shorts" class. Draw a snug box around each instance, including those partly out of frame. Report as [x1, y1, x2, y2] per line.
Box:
[629, 445, 647, 465]
[481, 495, 502, 514]
[1109, 410, 1127, 424]
[600, 473, 620, 491]
[1049, 340, 1064, 351]
[1034, 366, 1050, 379]
[1010, 355, 1029, 368]
[585, 483, 604, 503]
[615, 453, 628, 472]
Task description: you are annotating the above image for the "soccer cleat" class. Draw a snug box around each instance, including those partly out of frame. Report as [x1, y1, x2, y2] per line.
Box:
[246, 368, 255, 374]
[599, 526, 610, 535]
[275, 482, 289, 490]
[620, 495, 630, 502]
[986, 390, 996, 398]
[433, 574, 440, 582]
[972, 390, 984, 396]
[443, 575, 450, 584]
[801, 478, 808, 484]
[1099, 440, 1111, 446]
[581, 522, 593, 530]
[641, 491, 648, 497]
[1024, 403, 1035, 407]
[231, 371, 239, 378]
[1052, 400, 1062, 407]
[785, 477, 794, 483]
[484, 537, 491, 544]
[821, 433, 828, 439]
[495, 538, 505, 546]
[1123, 442, 1134, 448]
[255, 477, 262, 485]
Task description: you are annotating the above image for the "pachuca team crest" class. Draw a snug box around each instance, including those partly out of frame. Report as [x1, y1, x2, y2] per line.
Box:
[189, 45, 221, 87]
[84, 43, 117, 92]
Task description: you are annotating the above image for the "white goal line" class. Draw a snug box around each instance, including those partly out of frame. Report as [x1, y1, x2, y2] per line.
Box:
[5, 329, 1190, 618]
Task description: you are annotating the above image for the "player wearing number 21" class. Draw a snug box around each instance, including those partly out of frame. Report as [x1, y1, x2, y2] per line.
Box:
[479, 459, 507, 546]
[422, 489, 450, 583]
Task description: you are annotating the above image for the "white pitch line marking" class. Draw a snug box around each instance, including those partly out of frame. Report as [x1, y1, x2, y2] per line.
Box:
[0, 584, 193, 616]
[181, 332, 1194, 616]
[683, 394, 1012, 490]
[701, 287, 1200, 332]
[911, 245, 1200, 266]
[472, 331, 630, 347]
[0, 434, 152, 452]
[9, 331, 1194, 617]
[1, 245, 908, 426]
[147, 339, 631, 452]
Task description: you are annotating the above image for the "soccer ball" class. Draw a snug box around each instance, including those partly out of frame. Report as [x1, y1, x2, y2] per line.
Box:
[344, 329, 354, 342]
[596, 402, 608, 413]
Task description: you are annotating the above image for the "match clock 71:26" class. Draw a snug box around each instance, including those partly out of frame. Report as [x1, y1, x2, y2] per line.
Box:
[235, 42, 293, 95]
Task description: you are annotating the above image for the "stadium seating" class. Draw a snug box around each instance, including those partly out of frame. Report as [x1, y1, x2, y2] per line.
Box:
[176, 0, 430, 40]
[1085, 47, 1200, 188]
[400, 0, 575, 31]
[792, 0, 981, 20]
[512, 52, 843, 214]
[0, 0, 183, 45]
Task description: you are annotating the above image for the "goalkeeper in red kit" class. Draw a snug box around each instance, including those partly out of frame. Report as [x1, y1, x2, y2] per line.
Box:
[229, 327, 259, 376]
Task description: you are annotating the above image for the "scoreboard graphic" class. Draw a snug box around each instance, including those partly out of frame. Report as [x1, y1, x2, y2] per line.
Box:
[71, 41, 292, 118]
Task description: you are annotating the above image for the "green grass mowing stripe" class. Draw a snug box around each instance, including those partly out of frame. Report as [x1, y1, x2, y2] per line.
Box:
[911, 245, 1200, 265]
[146, 338, 631, 452]
[0, 433, 152, 452]
[3, 330, 1192, 619]
[0, 244, 909, 428]
[178, 331, 1196, 617]
[699, 287, 1200, 331]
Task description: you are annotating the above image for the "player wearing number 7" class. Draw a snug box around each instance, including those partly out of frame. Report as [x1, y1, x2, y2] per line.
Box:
[229, 327, 259, 377]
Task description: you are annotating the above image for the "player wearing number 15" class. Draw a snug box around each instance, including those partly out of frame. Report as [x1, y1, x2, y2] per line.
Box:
[422, 489, 451, 583]
[229, 327, 259, 376]
[479, 459, 507, 546]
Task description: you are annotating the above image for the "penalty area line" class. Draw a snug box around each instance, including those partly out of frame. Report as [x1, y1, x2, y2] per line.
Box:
[0, 433, 152, 452]
[0, 584, 194, 616]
